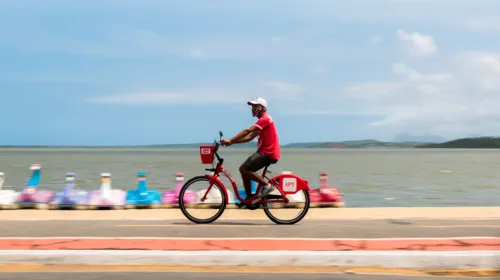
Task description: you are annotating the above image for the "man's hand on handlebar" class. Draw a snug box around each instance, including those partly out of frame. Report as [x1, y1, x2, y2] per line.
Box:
[220, 139, 232, 147]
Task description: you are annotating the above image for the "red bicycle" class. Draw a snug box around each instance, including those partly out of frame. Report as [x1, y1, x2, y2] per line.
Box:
[178, 131, 311, 225]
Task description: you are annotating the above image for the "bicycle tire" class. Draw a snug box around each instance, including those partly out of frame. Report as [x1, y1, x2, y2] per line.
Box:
[178, 176, 227, 224]
[263, 189, 310, 225]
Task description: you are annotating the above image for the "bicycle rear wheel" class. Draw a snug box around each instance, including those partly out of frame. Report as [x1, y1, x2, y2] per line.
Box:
[262, 189, 310, 225]
[178, 176, 227, 224]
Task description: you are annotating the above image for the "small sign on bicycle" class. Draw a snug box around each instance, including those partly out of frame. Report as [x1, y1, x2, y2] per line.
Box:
[201, 148, 211, 155]
[282, 177, 297, 192]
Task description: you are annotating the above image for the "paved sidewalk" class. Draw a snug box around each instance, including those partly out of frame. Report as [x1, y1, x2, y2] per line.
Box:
[1, 207, 498, 274]
[1, 207, 499, 220]
[0, 219, 499, 238]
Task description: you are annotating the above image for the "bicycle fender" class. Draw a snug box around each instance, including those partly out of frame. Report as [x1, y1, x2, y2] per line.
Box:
[271, 173, 311, 195]
[203, 174, 230, 204]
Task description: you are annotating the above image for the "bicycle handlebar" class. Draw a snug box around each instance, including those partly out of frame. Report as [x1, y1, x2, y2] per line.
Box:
[216, 131, 224, 147]
[213, 130, 224, 152]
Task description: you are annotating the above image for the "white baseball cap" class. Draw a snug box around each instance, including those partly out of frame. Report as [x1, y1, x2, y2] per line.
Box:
[247, 97, 267, 108]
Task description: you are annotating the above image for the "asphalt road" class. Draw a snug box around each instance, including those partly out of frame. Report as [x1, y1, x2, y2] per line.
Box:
[0, 218, 498, 238]
[0, 272, 492, 280]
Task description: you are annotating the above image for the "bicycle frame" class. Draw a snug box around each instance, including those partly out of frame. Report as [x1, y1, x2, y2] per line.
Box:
[200, 143, 290, 205]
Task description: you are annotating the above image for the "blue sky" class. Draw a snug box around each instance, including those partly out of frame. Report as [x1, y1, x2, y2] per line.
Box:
[1, 0, 500, 146]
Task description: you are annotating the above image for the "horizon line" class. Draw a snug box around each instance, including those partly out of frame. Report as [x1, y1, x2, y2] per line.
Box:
[0, 139, 452, 148]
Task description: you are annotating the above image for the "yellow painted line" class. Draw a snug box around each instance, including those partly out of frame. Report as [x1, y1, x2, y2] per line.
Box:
[115, 224, 270, 228]
[417, 225, 500, 228]
[0, 265, 498, 276]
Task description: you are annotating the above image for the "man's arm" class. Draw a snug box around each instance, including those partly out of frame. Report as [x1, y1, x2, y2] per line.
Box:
[229, 125, 260, 144]
[232, 130, 258, 144]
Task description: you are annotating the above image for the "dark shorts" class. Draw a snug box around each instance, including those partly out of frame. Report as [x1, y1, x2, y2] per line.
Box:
[241, 151, 278, 172]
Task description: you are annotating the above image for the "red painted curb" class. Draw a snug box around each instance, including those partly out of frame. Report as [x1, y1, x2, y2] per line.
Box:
[0, 238, 499, 251]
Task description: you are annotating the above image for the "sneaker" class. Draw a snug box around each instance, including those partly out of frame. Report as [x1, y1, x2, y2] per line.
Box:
[260, 184, 276, 197]
[251, 184, 275, 204]
[235, 202, 261, 210]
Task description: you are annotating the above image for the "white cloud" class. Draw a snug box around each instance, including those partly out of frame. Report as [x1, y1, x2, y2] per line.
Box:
[87, 89, 246, 104]
[88, 93, 187, 104]
[396, 29, 438, 56]
[332, 51, 500, 136]
[89, 81, 305, 106]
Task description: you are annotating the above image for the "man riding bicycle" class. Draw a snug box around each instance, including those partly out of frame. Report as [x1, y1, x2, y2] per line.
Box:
[220, 97, 280, 208]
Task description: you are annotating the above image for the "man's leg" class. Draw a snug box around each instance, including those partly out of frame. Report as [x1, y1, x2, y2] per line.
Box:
[239, 152, 275, 205]
[241, 173, 252, 199]
[237, 152, 267, 208]
[239, 152, 265, 199]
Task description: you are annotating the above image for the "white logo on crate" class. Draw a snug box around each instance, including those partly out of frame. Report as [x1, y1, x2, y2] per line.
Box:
[282, 178, 297, 192]
[201, 148, 211, 154]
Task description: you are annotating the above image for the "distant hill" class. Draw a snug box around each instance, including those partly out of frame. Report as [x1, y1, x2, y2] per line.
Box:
[393, 133, 447, 143]
[416, 137, 500, 148]
[282, 139, 425, 148]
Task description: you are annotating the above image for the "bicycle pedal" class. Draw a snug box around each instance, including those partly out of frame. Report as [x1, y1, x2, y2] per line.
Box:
[246, 204, 261, 210]
[266, 194, 283, 199]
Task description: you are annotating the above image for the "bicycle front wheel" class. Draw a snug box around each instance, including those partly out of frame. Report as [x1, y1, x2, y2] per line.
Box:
[178, 176, 227, 224]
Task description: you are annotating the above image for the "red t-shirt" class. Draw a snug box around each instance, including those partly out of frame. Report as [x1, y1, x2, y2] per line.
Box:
[254, 112, 280, 160]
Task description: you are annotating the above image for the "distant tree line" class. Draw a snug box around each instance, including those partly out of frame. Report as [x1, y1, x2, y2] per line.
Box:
[417, 137, 500, 148]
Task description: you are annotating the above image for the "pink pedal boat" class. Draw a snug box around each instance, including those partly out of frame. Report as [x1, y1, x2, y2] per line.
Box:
[15, 164, 55, 209]
[161, 172, 196, 208]
[87, 173, 126, 210]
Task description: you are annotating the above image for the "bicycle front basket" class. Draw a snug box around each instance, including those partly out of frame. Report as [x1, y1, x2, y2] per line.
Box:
[199, 145, 215, 164]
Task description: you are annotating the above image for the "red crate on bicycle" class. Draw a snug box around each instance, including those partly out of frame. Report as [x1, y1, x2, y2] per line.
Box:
[199, 145, 215, 164]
